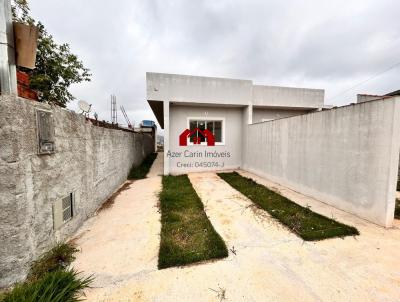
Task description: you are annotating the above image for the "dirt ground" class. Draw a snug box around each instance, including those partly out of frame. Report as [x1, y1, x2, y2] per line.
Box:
[72, 155, 400, 301]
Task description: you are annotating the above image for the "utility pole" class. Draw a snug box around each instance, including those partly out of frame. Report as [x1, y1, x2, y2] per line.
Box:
[0, 0, 17, 95]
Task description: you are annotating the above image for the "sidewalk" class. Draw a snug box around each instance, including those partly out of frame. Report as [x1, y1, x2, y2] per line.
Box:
[72, 153, 163, 300]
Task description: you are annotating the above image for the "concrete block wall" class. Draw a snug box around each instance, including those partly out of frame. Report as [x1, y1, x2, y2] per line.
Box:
[243, 97, 400, 227]
[0, 95, 154, 287]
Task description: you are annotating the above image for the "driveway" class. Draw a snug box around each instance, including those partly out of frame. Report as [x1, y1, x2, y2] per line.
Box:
[72, 162, 400, 301]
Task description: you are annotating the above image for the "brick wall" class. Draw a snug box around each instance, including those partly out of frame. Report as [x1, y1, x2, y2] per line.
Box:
[17, 71, 38, 101]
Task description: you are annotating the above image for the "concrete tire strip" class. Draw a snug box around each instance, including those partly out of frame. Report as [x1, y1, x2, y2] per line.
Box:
[72, 167, 400, 301]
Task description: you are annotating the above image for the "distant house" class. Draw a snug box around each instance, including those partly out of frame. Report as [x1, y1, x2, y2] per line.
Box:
[357, 89, 400, 103]
[146, 72, 327, 175]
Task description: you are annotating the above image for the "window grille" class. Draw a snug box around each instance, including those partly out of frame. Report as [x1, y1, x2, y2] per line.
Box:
[188, 119, 223, 144]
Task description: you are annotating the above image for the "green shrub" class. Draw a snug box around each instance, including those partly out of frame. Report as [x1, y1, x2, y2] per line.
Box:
[28, 243, 79, 282]
[2, 269, 92, 302]
[0, 242, 91, 302]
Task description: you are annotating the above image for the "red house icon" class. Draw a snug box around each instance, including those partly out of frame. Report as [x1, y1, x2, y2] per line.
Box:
[179, 128, 215, 146]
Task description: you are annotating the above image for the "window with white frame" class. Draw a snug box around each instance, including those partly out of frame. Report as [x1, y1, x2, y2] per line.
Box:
[188, 119, 224, 144]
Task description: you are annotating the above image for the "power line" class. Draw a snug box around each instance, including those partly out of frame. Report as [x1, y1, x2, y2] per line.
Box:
[326, 61, 400, 103]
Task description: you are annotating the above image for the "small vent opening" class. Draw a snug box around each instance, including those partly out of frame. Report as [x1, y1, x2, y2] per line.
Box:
[62, 193, 73, 222]
[53, 192, 75, 229]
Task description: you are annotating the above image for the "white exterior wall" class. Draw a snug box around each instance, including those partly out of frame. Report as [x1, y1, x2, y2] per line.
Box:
[146, 73, 324, 109]
[163, 101, 170, 174]
[243, 98, 400, 227]
[168, 105, 243, 174]
[252, 107, 310, 123]
[147, 73, 252, 105]
[148, 73, 325, 175]
[252, 85, 324, 108]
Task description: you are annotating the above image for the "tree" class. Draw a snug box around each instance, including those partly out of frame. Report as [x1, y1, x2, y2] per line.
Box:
[12, 0, 91, 107]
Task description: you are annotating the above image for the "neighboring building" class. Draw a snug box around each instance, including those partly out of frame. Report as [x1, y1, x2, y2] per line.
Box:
[357, 90, 400, 103]
[134, 120, 157, 151]
[147, 72, 326, 175]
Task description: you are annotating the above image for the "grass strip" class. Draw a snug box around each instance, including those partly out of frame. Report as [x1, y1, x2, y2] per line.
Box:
[218, 172, 359, 241]
[128, 153, 157, 179]
[158, 175, 228, 269]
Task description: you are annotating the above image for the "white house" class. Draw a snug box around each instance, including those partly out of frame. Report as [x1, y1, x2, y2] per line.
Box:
[147, 72, 326, 175]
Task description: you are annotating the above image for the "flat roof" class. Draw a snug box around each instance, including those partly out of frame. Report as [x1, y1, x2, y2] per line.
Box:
[146, 72, 325, 129]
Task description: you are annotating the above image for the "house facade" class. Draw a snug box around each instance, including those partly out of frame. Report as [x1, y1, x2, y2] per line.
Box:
[147, 72, 326, 175]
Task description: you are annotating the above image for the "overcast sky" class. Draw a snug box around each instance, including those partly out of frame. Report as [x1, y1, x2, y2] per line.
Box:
[28, 0, 400, 128]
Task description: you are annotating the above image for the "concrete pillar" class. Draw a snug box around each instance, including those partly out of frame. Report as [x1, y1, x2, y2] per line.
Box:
[246, 104, 253, 124]
[0, 0, 17, 95]
[163, 100, 170, 175]
[240, 104, 252, 169]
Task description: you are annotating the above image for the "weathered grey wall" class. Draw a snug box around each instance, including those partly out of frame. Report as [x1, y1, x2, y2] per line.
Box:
[243, 97, 400, 227]
[0, 96, 154, 287]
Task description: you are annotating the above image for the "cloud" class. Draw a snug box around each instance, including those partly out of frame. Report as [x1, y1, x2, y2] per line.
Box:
[28, 0, 400, 123]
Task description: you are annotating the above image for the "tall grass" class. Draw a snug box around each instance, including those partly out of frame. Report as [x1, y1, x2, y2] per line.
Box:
[1, 243, 91, 302]
[2, 270, 92, 302]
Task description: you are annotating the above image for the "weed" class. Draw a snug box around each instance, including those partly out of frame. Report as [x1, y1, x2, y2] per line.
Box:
[97, 182, 132, 212]
[128, 153, 157, 179]
[209, 286, 227, 301]
[28, 243, 79, 282]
